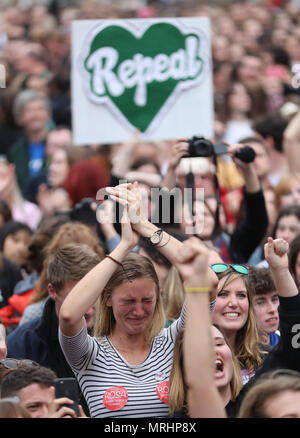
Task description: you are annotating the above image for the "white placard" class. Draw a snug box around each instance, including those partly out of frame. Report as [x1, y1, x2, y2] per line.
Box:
[72, 17, 213, 145]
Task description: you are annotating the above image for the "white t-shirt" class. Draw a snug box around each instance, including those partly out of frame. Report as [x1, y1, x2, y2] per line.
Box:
[222, 120, 253, 144]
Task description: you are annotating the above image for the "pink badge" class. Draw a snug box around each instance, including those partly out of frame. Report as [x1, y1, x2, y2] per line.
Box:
[156, 381, 169, 404]
[103, 386, 128, 411]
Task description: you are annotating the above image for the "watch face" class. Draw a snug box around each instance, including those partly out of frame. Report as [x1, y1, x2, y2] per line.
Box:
[151, 233, 160, 244]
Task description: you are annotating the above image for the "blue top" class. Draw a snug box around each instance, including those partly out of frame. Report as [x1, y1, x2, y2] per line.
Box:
[269, 331, 280, 347]
[28, 142, 45, 176]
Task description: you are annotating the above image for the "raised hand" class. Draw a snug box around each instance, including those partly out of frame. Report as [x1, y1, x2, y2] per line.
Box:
[111, 130, 140, 178]
[119, 203, 139, 250]
[96, 198, 118, 239]
[168, 138, 189, 170]
[264, 237, 289, 271]
[175, 237, 218, 293]
[226, 143, 252, 171]
[106, 182, 148, 231]
[264, 237, 298, 299]
[48, 396, 87, 418]
[0, 162, 14, 201]
[227, 142, 260, 193]
[0, 323, 7, 359]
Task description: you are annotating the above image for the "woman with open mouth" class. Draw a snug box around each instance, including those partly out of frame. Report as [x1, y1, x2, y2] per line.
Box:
[168, 237, 300, 417]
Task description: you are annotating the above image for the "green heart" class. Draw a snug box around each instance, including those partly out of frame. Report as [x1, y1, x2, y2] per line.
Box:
[84, 23, 204, 133]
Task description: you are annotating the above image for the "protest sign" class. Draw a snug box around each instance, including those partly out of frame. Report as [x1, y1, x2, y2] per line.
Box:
[72, 17, 213, 144]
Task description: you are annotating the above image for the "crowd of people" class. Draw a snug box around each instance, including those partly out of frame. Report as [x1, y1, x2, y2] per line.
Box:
[1, 0, 300, 420]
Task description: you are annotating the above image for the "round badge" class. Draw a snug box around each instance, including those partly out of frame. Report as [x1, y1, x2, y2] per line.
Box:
[156, 380, 169, 404]
[103, 386, 128, 411]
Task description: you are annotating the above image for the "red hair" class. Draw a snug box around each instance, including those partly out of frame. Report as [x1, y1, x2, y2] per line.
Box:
[64, 159, 108, 205]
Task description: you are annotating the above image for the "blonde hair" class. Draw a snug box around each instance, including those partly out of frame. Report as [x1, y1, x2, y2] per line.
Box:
[168, 328, 243, 415]
[93, 253, 165, 345]
[218, 271, 268, 375]
[30, 222, 105, 304]
[168, 331, 187, 414]
[163, 266, 185, 323]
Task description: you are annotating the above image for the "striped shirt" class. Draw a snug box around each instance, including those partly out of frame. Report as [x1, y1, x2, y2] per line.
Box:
[59, 300, 215, 418]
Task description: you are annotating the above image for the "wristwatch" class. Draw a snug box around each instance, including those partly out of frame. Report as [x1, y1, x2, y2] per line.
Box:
[149, 228, 163, 245]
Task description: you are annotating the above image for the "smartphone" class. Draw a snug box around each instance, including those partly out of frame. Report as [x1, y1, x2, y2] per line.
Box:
[54, 377, 80, 416]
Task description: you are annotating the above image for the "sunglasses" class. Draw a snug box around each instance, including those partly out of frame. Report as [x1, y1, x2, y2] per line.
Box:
[0, 358, 38, 369]
[210, 263, 249, 275]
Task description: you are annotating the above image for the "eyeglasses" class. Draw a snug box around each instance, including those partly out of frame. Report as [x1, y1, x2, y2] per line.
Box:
[210, 263, 249, 275]
[0, 358, 38, 369]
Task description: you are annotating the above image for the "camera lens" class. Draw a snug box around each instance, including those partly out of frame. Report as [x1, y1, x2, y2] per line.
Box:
[188, 137, 213, 157]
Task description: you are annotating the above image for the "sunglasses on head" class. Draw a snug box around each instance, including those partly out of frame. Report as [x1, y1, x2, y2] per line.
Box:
[0, 358, 38, 369]
[210, 263, 249, 275]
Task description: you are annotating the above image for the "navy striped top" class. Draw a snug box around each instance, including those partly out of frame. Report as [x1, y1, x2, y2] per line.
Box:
[59, 300, 215, 418]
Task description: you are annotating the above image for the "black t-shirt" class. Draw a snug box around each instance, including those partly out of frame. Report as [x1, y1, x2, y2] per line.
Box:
[0, 256, 23, 308]
[171, 402, 240, 418]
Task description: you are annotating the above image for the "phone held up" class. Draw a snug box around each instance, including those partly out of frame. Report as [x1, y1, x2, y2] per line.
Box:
[54, 377, 80, 417]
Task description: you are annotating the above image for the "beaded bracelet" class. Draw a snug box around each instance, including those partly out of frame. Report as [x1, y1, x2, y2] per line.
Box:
[106, 254, 125, 267]
[184, 287, 211, 293]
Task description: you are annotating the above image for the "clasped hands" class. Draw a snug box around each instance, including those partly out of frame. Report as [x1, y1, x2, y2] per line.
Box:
[105, 182, 217, 290]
